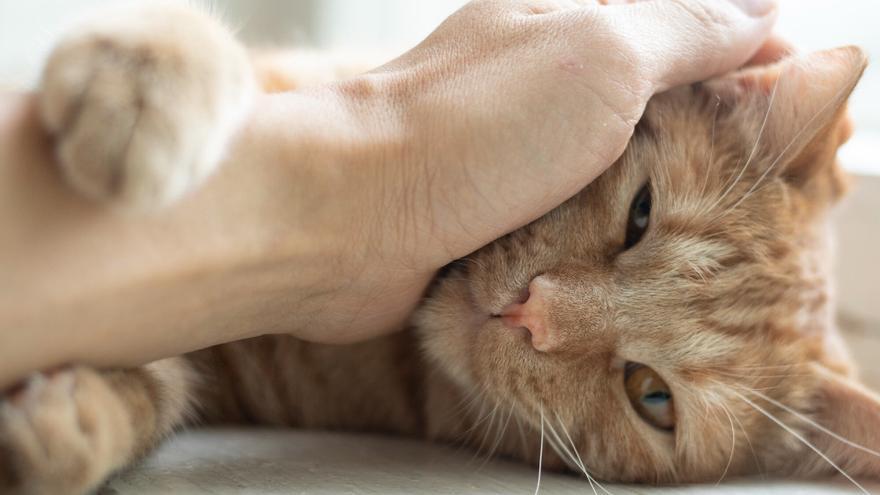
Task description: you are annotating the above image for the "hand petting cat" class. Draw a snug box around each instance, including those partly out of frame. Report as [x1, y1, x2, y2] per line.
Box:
[0, 0, 779, 385]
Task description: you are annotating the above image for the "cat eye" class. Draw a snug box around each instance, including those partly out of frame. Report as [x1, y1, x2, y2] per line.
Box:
[624, 362, 675, 431]
[624, 184, 652, 249]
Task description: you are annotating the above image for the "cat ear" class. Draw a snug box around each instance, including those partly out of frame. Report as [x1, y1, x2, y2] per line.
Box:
[705, 46, 866, 188]
[807, 365, 880, 479]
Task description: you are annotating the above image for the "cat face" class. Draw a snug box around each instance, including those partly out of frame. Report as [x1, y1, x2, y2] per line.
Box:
[416, 47, 880, 484]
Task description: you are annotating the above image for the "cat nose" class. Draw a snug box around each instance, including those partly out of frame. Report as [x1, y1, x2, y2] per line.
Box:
[499, 276, 558, 352]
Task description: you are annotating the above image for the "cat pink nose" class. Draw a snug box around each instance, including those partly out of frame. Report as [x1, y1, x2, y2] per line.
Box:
[499, 276, 558, 352]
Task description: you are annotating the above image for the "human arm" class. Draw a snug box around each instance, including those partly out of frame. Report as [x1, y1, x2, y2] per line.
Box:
[0, 0, 778, 387]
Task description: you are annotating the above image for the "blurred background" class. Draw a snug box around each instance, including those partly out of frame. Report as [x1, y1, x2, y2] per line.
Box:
[0, 1, 878, 382]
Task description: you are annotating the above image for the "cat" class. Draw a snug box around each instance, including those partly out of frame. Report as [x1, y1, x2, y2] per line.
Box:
[2, 2, 879, 494]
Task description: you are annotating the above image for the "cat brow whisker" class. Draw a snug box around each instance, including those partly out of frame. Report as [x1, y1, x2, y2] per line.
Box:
[741, 386, 880, 460]
[723, 363, 808, 371]
[706, 73, 781, 216]
[724, 363, 806, 369]
[725, 385, 870, 495]
[698, 96, 722, 202]
[714, 370, 809, 379]
[721, 76, 857, 218]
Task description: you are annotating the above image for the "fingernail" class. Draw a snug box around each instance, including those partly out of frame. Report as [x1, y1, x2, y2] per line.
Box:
[731, 0, 777, 17]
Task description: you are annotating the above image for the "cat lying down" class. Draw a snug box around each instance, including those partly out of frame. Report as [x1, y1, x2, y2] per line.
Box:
[2, 3, 878, 494]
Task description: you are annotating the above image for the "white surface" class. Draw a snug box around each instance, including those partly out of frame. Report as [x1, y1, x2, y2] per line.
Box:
[106, 429, 877, 495]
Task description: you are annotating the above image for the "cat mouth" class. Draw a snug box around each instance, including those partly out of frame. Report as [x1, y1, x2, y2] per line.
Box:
[457, 279, 494, 328]
[441, 260, 536, 332]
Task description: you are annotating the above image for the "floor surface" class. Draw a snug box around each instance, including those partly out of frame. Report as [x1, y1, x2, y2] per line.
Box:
[105, 429, 878, 494]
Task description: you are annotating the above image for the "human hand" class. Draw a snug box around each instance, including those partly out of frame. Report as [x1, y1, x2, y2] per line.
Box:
[316, 0, 780, 342]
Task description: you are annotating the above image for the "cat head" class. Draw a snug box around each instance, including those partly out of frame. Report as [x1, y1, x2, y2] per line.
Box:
[416, 46, 877, 484]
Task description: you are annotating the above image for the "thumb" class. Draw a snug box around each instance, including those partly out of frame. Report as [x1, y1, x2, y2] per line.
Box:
[605, 0, 778, 93]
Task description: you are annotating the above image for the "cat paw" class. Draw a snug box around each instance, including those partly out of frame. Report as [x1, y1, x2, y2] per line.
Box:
[39, 3, 255, 209]
[0, 368, 133, 495]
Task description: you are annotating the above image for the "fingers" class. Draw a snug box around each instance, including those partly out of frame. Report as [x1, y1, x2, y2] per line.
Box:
[602, 0, 778, 93]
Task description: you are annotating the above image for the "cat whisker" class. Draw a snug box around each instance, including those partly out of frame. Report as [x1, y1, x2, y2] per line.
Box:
[452, 388, 484, 428]
[715, 403, 737, 485]
[542, 418, 598, 495]
[553, 412, 614, 495]
[534, 408, 545, 495]
[457, 394, 498, 446]
[479, 402, 516, 467]
[740, 385, 880, 460]
[539, 411, 600, 495]
[725, 385, 870, 495]
[473, 402, 501, 459]
[727, 401, 764, 479]
[686, 369, 806, 388]
[515, 414, 530, 453]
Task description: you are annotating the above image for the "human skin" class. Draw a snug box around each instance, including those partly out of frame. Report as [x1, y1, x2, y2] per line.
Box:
[0, 0, 778, 387]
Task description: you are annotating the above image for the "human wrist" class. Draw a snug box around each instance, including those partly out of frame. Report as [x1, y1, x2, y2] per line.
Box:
[242, 79, 430, 343]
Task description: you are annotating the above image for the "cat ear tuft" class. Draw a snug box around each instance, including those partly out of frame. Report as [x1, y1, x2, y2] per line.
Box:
[706, 46, 867, 192]
[806, 364, 880, 479]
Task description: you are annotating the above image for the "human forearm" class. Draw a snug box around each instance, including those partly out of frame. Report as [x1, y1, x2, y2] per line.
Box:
[0, 88, 405, 387]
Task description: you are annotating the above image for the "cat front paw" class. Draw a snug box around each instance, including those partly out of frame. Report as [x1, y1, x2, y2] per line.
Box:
[39, 3, 255, 209]
[0, 368, 132, 495]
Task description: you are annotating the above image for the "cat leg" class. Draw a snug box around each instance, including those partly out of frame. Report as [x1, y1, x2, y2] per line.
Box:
[39, 2, 255, 209]
[0, 358, 196, 495]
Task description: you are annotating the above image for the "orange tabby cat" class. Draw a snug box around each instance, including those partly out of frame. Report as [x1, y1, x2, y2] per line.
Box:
[2, 3, 878, 494]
